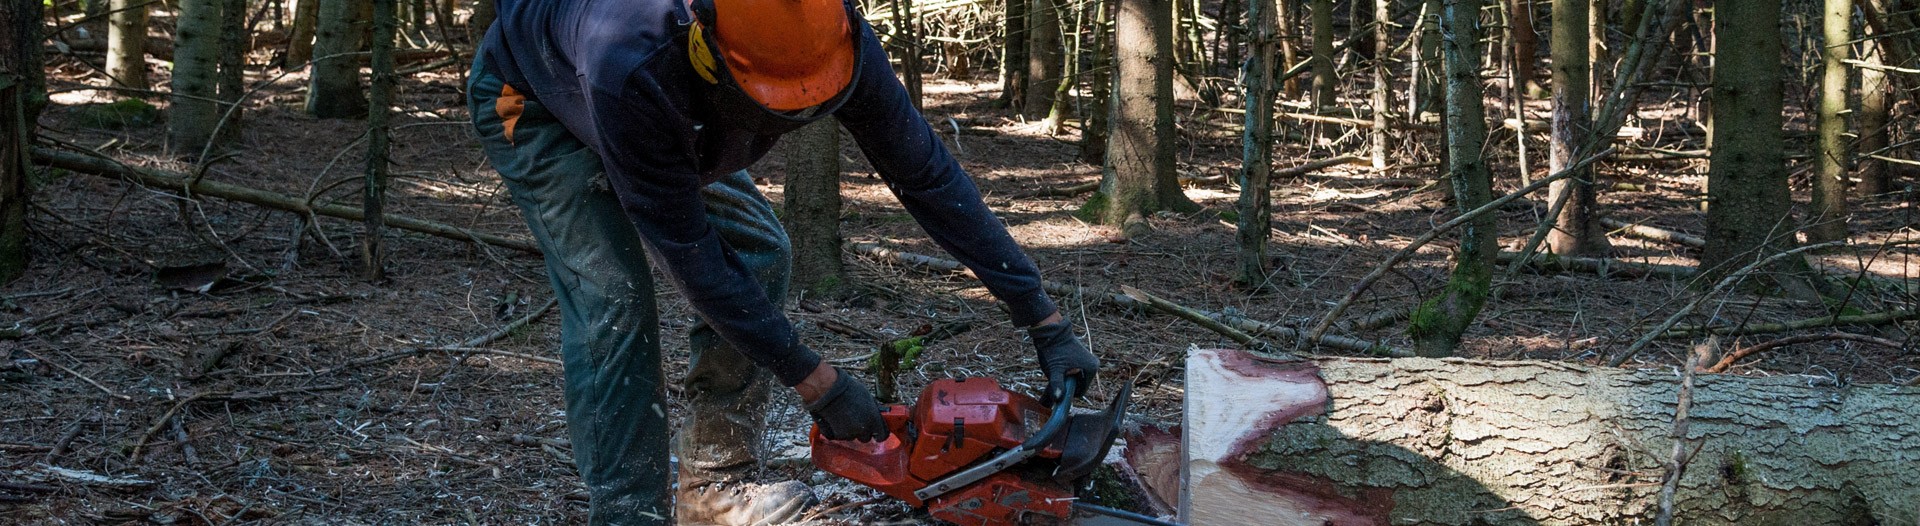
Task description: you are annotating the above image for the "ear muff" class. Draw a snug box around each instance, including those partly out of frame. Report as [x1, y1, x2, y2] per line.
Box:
[687, 21, 721, 84]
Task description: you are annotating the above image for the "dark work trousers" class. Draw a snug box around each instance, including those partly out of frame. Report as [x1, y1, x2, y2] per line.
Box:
[468, 54, 787, 525]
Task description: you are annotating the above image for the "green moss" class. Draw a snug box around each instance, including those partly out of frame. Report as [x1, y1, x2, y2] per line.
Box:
[1217, 210, 1240, 222]
[1076, 191, 1111, 223]
[73, 98, 161, 129]
[1081, 464, 1142, 510]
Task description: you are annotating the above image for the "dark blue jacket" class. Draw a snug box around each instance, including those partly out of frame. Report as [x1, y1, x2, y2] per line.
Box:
[481, 0, 1057, 386]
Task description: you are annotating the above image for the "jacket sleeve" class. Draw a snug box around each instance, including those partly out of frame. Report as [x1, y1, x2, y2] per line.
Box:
[585, 73, 823, 387]
[832, 21, 1058, 328]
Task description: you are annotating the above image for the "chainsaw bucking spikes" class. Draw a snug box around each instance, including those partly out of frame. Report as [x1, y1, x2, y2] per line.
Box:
[809, 377, 1135, 526]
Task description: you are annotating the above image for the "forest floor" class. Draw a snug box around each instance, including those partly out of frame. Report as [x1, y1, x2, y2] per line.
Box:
[4, 52, 1918, 525]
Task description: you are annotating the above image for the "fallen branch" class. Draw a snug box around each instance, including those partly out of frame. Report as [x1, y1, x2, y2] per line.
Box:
[1121, 285, 1289, 357]
[33, 148, 540, 254]
[1705, 332, 1909, 373]
[1274, 155, 1367, 178]
[1664, 309, 1920, 339]
[846, 242, 1399, 355]
[130, 384, 348, 460]
[1601, 218, 1707, 248]
[1012, 180, 1099, 198]
[1497, 251, 1698, 280]
[36, 466, 153, 490]
[1299, 147, 1618, 351]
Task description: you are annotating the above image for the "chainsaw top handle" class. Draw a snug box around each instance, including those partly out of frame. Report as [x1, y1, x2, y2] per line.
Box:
[1020, 376, 1076, 449]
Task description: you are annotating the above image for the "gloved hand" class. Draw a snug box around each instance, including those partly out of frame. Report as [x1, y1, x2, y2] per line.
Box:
[804, 368, 889, 441]
[1026, 317, 1098, 405]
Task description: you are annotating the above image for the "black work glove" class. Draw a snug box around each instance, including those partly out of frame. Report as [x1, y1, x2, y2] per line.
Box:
[805, 368, 890, 442]
[1027, 318, 1099, 405]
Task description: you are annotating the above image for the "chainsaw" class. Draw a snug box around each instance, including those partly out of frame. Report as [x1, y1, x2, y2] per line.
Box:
[810, 377, 1178, 526]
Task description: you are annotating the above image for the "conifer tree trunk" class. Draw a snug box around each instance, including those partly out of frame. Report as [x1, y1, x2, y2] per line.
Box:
[1409, 0, 1494, 357]
[1701, 0, 1800, 282]
[1002, 0, 1031, 110]
[107, 0, 149, 90]
[364, 0, 396, 280]
[287, 0, 319, 66]
[307, 0, 369, 119]
[214, 0, 247, 148]
[1310, 0, 1335, 107]
[1857, 12, 1891, 196]
[1808, 0, 1852, 243]
[1080, 0, 1113, 164]
[1043, 2, 1083, 133]
[1237, 0, 1278, 288]
[1278, 0, 1302, 98]
[782, 119, 845, 294]
[0, 0, 44, 284]
[1370, 0, 1389, 169]
[891, 0, 922, 111]
[1086, 0, 1197, 237]
[1510, 0, 1536, 95]
[1589, 0, 1608, 84]
[1026, 0, 1064, 118]
[170, 0, 224, 152]
[1414, 0, 1444, 117]
[465, 0, 494, 45]
[1546, 0, 1610, 255]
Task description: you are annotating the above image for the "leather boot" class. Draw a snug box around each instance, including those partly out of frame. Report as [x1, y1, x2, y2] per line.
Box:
[675, 468, 816, 526]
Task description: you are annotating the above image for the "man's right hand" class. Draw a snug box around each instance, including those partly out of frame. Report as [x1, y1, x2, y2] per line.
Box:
[800, 366, 889, 441]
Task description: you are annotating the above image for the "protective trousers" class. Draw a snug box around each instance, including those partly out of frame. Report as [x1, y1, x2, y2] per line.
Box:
[468, 54, 788, 525]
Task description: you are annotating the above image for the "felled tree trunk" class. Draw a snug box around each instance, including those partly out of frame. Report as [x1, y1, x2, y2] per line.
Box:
[1155, 348, 1920, 525]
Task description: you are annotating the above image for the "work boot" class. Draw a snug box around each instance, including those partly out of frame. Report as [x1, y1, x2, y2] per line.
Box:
[675, 478, 816, 526]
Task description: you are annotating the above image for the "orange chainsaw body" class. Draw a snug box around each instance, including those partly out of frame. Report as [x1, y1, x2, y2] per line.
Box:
[810, 377, 1076, 526]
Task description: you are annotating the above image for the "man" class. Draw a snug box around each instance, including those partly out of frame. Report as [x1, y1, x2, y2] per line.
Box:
[468, 0, 1100, 524]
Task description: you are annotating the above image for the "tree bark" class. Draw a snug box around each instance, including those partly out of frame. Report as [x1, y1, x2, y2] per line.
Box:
[1087, 0, 1198, 237]
[1080, 0, 1113, 164]
[1857, 5, 1891, 196]
[1310, 0, 1336, 107]
[363, 0, 395, 281]
[1408, 0, 1495, 357]
[1025, 0, 1063, 119]
[288, 0, 319, 66]
[889, 0, 923, 111]
[106, 0, 149, 90]
[0, 0, 44, 283]
[1414, 0, 1445, 117]
[465, 0, 494, 47]
[781, 119, 845, 295]
[1237, 0, 1278, 288]
[1002, 0, 1031, 110]
[1163, 347, 1920, 525]
[1547, 0, 1611, 256]
[307, 0, 369, 119]
[1700, 0, 1803, 284]
[1369, 0, 1389, 169]
[1278, 0, 1302, 97]
[214, 0, 247, 149]
[169, 0, 223, 152]
[1808, 0, 1851, 243]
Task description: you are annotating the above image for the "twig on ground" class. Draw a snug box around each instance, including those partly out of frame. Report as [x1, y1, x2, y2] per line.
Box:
[1704, 332, 1908, 373]
[1299, 147, 1617, 352]
[303, 299, 560, 376]
[131, 384, 347, 460]
[1655, 341, 1709, 526]
[1663, 309, 1920, 339]
[800, 496, 888, 523]
[1121, 285, 1292, 358]
[14, 348, 131, 400]
[1610, 240, 1851, 367]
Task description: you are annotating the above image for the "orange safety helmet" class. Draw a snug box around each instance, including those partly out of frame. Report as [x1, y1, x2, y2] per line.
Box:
[689, 0, 859, 112]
